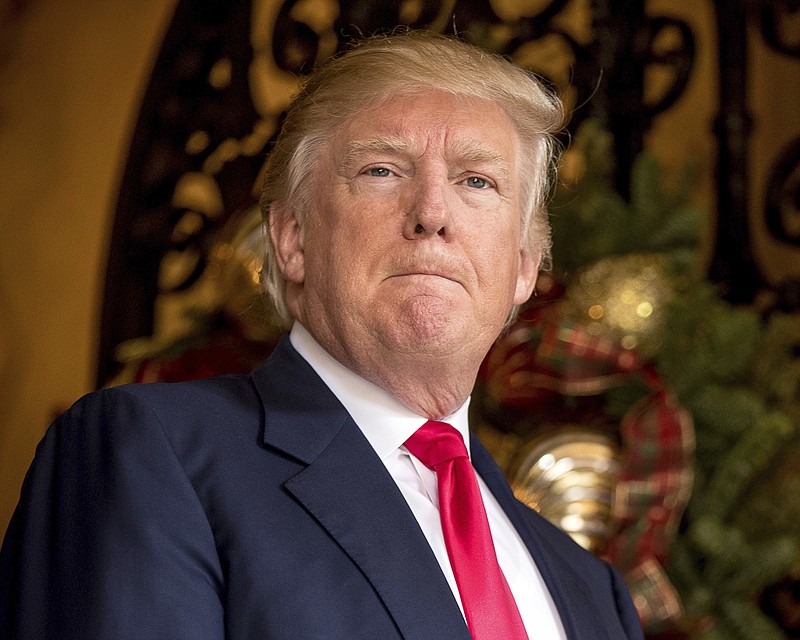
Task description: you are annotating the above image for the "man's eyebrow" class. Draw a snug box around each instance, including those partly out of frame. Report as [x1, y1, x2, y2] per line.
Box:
[342, 135, 412, 166]
[341, 135, 512, 180]
[448, 139, 512, 180]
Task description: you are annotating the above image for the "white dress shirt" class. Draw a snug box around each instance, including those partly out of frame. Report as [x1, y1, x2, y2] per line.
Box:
[290, 323, 566, 639]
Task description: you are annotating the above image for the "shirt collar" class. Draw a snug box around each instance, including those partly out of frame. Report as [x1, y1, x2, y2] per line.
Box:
[289, 322, 472, 461]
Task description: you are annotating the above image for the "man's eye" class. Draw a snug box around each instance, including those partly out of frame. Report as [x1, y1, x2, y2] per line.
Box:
[367, 167, 392, 177]
[464, 176, 490, 189]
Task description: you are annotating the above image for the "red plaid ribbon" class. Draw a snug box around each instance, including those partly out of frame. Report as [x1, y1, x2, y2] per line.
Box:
[481, 304, 694, 630]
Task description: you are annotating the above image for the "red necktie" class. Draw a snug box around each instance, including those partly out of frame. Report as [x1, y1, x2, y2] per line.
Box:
[404, 420, 529, 640]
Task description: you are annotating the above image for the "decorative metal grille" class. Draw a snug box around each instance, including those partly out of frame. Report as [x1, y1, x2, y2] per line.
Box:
[97, 0, 799, 385]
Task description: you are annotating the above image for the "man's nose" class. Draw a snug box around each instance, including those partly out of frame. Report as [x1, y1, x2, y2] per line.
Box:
[402, 178, 452, 240]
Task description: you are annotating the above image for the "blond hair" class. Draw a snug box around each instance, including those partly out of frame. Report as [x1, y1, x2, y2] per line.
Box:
[260, 31, 564, 322]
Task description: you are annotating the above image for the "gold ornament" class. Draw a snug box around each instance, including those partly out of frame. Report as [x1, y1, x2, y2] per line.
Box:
[509, 428, 621, 554]
[209, 206, 284, 344]
[562, 253, 672, 359]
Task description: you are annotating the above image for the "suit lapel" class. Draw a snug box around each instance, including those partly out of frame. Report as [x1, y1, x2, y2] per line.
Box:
[471, 434, 608, 640]
[251, 338, 470, 640]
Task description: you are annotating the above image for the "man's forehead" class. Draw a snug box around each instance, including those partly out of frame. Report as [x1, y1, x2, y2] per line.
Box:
[341, 134, 513, 173]
[324, 90, 520, 175]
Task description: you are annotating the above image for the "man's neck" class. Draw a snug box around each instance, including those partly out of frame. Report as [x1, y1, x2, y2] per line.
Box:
[289, 321, 476, 420]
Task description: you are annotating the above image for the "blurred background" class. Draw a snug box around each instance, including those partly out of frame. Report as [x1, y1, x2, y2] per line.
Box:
[1, 1, 799, 637]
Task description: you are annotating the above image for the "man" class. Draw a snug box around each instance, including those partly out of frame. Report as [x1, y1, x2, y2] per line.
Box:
[0, 32, 643, 639]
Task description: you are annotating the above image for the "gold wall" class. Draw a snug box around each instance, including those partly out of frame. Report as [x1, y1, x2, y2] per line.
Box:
[0, 1, 178, 535]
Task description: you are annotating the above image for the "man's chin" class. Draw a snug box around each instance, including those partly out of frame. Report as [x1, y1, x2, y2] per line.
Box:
[377, 300, 475, 352]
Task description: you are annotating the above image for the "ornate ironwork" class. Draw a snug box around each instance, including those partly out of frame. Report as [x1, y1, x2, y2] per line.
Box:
[765, 138, 800, 248]
[98, 0, 262, 384]
[100, 0, 797, 385]
[759, 0, 800, 313]
[761, 0, 800, 56]
[707, 0, 762, 303]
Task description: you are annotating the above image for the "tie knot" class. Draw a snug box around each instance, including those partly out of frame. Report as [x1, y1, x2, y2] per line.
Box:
[404, 420, 468, 470]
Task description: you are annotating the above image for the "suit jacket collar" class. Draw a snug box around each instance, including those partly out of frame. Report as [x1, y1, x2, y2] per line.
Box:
[251, 335, 347, 464]
[251, 336, 471, 639]
[251, 336, 601, 639]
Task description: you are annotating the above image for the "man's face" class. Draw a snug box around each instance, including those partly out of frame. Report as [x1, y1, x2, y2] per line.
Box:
[275, 90, 539, 381]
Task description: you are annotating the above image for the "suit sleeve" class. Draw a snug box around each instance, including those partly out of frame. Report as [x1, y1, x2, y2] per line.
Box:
[0, 387, 225, 640]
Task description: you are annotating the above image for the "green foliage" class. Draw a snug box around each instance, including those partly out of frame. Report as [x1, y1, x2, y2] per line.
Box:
[686, 385, 764, 441]
[724, 538, 797, 596]
[550, 120, 704, 276]
[551, 121, 800, 638]
[686, 515, 796, 597]
[691, 412, 795, 522]
[720, 599, 788, 640]
[735, 437, 800, 545]
[754, 313, 800, 409]
[654, 283, 761, 396]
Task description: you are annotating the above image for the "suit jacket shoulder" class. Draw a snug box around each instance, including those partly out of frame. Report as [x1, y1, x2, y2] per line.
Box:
[0, 338, 465, 639]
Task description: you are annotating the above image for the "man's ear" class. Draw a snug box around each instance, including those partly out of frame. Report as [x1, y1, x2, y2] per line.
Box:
[269, 204, 305, 284]
[513, 247, 540, 305]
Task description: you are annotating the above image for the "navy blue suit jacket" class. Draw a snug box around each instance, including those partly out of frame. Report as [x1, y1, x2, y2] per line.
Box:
[1, 336, 643, 639]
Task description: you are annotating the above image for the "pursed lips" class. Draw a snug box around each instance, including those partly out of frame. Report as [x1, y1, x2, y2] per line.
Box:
[387, 269, 465, 289]
[383, 252, 470, 290]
